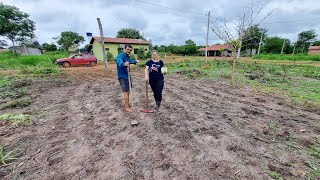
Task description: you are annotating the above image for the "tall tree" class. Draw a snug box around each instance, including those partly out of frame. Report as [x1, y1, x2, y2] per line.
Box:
[313, 40, 320, 46]
[185, 39, 197, 55]
[185, 39, 196, 46]
[0, 3, 36, 53]
[242, 25, 268, 56]
[42, 43, 57, 51]
[296, 30, 317, 53]
[116, 28, 145, 40]
[262, 37, 292, 54]
[54, 31, 84, 51]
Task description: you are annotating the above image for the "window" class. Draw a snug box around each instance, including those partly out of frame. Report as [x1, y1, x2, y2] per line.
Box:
[134, 48, 138, 54]
[84, 54, 92, 58]
[105, 48, 109, 51]
[118, 48, 123, 53]
[145, 49, 147, 51]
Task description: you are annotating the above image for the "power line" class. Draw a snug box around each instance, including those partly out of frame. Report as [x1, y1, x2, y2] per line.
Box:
[127, 3, 207, 22]
[133, 0, 207, 16]
[262, 18, 320, 25]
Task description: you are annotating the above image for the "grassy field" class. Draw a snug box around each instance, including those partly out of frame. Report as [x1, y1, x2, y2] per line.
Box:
[166, 59, 320, 106]
[253, 54, 320, 61]
[0, 51, 69, 74]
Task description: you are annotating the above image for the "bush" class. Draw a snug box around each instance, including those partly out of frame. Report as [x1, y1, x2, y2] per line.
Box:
[107, 52, 115, 61]
[130, 54, 136, 60]
[137, 47, 146, 59]
[145, 50, 152, 59]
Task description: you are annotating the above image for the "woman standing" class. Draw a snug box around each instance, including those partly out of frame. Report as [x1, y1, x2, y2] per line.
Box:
[145, 50, 165, 111]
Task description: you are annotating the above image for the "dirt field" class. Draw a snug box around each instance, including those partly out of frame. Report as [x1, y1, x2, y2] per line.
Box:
[1, 64, 319, 179]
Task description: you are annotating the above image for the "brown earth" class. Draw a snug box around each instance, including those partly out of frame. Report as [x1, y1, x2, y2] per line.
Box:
[0, 64, 319, 179]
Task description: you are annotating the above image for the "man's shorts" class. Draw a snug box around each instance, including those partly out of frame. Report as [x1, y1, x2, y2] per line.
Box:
[118, 78, 130, 92]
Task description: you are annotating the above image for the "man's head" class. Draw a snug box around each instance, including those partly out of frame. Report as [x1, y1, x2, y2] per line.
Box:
[124, 44, 132, 55]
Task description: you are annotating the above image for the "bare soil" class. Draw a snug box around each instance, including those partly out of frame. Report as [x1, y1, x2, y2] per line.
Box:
[0, 64, 319, 179]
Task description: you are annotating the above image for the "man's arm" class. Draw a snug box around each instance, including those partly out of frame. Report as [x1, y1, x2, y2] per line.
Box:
[129, 59, 138, 64]
[116, 54, 124, 67]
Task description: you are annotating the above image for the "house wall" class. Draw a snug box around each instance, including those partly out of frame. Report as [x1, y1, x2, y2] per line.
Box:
[308, 50, 320, 55]
[92, 40, 149, 61]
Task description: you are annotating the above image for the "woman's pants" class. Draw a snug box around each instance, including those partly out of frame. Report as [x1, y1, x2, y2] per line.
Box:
[149, 79, 164, 106]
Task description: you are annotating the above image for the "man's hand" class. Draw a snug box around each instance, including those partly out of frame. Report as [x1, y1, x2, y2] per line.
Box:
[136, 59, 140, 63]
[124, 62, 130, 66]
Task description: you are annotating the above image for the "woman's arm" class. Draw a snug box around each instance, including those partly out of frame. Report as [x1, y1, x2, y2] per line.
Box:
[145, 65, 149, 81]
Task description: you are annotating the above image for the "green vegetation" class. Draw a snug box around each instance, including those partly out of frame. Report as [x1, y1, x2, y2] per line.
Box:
[269, 171, 283, 180]
[0, 113, 31, 126]
[0, 146, 16, 165]
[0, 51, 67, 74]
[253, 54, 320, 61]
[167, 59, 320, 106]
[0, 76, 32, 110]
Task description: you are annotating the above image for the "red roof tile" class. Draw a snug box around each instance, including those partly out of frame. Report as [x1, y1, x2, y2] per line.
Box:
[199, 44, 231, 51]
[92, 37, 150, 45]
[309, 46, 320, 50]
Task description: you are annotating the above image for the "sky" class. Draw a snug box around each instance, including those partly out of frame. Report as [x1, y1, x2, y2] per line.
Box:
[1, 0, 320, 46]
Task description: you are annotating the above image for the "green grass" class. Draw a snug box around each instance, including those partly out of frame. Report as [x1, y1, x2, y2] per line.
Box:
[0, 146, 16, 165]
[269, 171, 283, 180]
[0, 51, 69, 74]
[0, 76, 32, 110]
[310, 146, 320, 159]
[166, 59, 320, 106]
[0, 113, 31, 126]
[253, 54, 320, 61]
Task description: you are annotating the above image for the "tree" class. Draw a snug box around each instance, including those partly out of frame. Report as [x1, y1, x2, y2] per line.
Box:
[54, 31, 84, 51]
[313, 41, 320, 46]
[42, 43, 57, 51]
[116, 28, 145, 40]
[137, 47, 146, 59]
[296, 30, 317, 53]
[184, 39, 197, 55]
[242, 25, 268, 56]
[262, 37, 292, 54]
[0, 3, 36, 53]
[185, 39, 196, 46]
[211, 0, 272, 85]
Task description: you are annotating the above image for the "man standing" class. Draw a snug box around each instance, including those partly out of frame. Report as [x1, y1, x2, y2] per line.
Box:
[116, 44, 139, 112]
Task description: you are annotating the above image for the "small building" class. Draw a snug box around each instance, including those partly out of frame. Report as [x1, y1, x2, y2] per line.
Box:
[8, 45, 41, 55]
[89, 37, 150, 61]
[198, 44, 234, 57]
[308, 46, 320, 55]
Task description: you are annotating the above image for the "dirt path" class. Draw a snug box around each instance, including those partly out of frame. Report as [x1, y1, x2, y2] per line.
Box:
[0, 65, 319, 179]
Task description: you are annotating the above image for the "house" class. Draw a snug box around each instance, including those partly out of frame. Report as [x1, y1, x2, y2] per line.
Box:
[198, 44, 234, 57]
[89, 37, 150, 61]
[308, 46, 320, 55]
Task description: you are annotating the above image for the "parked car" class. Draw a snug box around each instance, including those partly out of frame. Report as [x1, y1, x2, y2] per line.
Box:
[56, 53, 97, 67]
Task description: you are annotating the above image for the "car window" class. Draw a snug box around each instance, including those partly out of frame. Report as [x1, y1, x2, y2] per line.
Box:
[83, 54, 92, 58]
[75, 55, 82, 58]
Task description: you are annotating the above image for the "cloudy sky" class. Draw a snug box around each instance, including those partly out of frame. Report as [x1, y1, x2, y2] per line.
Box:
[2, 0, 320, 46]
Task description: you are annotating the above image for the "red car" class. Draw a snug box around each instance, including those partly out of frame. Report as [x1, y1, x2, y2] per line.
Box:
[56, 53, 97, 67]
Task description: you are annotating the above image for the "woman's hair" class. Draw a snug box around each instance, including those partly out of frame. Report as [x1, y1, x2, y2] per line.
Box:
[152, 50, 158, 54]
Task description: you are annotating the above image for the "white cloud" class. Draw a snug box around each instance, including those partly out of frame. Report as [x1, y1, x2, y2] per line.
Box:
[1, 0, 320, 47]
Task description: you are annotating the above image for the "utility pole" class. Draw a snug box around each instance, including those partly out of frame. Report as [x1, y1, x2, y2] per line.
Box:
[97, 18, 108, 71]
[257, 33, 263, 55]
[281, 39, 286, 55]
[205, 11, 210, 61]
